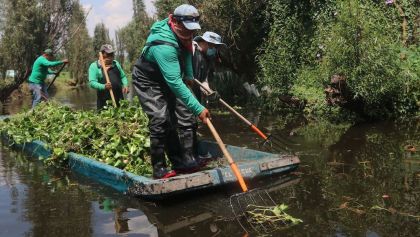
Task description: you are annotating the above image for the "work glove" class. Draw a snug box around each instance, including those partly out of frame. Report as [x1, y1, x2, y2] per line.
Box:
[205, 90, 220, 102]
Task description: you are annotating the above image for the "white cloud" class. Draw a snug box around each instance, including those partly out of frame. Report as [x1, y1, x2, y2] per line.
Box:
[82, 0, 157, 40]
[83, 0, 132, 40]
[103, 0, 125, 10]
[144, 0, 157, 16]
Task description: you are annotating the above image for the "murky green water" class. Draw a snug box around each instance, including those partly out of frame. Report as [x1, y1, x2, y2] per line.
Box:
[0, 87, 419, 236]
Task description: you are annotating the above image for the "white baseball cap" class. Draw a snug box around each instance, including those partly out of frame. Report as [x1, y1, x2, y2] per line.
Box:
[194, 32, 226, 46]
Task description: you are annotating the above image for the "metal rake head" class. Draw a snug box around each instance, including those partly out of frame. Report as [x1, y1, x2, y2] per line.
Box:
[260, 134, 295, 154]
[230, 189, 278, 235]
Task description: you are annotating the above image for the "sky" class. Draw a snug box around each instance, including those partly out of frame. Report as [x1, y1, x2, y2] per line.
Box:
[80, 0, 156, 39]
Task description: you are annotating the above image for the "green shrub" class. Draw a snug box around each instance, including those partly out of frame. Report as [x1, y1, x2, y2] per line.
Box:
[258, 0, 419, 119]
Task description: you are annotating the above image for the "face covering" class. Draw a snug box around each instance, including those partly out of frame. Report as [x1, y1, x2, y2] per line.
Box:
[169, 16, 193, 52]
[206, 48, 217, 58]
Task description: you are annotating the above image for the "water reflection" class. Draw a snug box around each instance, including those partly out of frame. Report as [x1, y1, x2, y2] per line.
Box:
[82, 175, 301, 237]
[0, 88, 419, 236]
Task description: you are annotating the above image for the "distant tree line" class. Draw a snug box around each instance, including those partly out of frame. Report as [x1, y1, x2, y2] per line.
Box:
[1, 0, 418, 120]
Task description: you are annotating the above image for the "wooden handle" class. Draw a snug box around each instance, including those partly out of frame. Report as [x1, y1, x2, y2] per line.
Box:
[194, 79, 271, 141]
[99, 52, 117, 107]
[206, 118, 248, 192]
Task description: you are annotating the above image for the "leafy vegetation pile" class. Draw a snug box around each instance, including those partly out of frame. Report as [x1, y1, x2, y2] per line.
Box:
[0, 101, 153, 176]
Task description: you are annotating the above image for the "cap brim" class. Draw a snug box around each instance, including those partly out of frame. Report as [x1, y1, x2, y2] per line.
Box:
[210, 41, 226, 46]
[182, 21, 201, 30]
[199, 36, 225, 46]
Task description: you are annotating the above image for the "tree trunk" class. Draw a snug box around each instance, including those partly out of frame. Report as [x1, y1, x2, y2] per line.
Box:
[0, 68, 30, 102]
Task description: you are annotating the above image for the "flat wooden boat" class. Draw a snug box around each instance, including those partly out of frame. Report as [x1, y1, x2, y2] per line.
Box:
[1, 133, 300, 199]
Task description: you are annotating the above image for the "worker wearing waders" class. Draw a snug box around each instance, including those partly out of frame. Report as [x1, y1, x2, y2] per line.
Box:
[192, 31, 226, 103]
[28, 49, 68, 108]
[88, 44, 129, 110]
[132, 4, 211, 179]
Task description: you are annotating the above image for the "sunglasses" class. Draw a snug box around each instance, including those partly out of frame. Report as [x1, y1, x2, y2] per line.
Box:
[173, 15, 200, 22]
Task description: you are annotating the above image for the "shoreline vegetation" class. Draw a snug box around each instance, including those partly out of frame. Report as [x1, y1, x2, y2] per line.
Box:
[0, 0, 419, 122]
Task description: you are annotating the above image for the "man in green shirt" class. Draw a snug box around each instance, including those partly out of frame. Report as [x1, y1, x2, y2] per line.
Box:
[28, 49, 68, 108]
[132, 4, 211, 179]
[88, 44, 129, 109]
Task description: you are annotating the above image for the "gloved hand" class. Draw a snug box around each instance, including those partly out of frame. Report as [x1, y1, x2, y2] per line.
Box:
[205, 90, 220, 102]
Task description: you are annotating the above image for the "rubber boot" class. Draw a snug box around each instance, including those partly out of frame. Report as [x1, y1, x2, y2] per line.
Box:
[174, 128, 200, 173]
[165, 129, 185, 170]
[192, 128, 212, 165]
[150, 137, 176, 179]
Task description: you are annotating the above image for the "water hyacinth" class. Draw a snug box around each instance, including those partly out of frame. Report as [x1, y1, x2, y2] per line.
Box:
[0, 100, 153, 176]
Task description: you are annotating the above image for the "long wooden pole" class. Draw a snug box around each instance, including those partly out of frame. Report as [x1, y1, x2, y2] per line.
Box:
[195, 79, 269, 140]
[47, 63, 67, 91]
[206, 118, 248, 192]
[99, 52, 117, 107]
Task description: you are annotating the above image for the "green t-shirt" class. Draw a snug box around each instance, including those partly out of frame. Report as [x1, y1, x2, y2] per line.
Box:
[88, 60, 128, 90]
[28, 56, 64, 84]
[141, 18, 204, 116]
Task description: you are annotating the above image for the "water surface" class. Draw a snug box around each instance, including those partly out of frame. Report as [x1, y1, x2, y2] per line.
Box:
[0, 87, 418, 236]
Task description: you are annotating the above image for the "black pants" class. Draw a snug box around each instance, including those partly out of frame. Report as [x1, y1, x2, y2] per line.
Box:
[97, 66, 124, 110]
[132, 61, 197, 170]
[133, 77, 196, 136]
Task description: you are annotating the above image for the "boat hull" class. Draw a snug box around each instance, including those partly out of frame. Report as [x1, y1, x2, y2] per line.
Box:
[1, 135, 300, 198]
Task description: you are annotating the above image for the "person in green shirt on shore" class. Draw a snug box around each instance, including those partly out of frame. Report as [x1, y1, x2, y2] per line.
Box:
[28, 49, 68, 108]
[132, 4, 210, 179]
[88, 44, 129, 110]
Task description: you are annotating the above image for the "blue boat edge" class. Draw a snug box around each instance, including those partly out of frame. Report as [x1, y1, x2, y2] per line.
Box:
[1, 133, 300, 199]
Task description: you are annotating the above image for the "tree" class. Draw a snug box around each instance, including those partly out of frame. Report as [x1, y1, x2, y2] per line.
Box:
[0, 0, 74, 101]
[0, 0, 6, 36]
[116, 0, 153, 69]
[154, 0, 186, 20]
[92, 23, 111, 53]
[66, 1, 94, 86]
[133, 0, 146, 20]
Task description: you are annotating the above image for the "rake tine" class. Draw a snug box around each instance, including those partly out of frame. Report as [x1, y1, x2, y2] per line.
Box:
[260, 139, 291, 154]
[271, 140, 293, 153]
[230, 194, 250, 233]
[269, 134, 295, 147]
